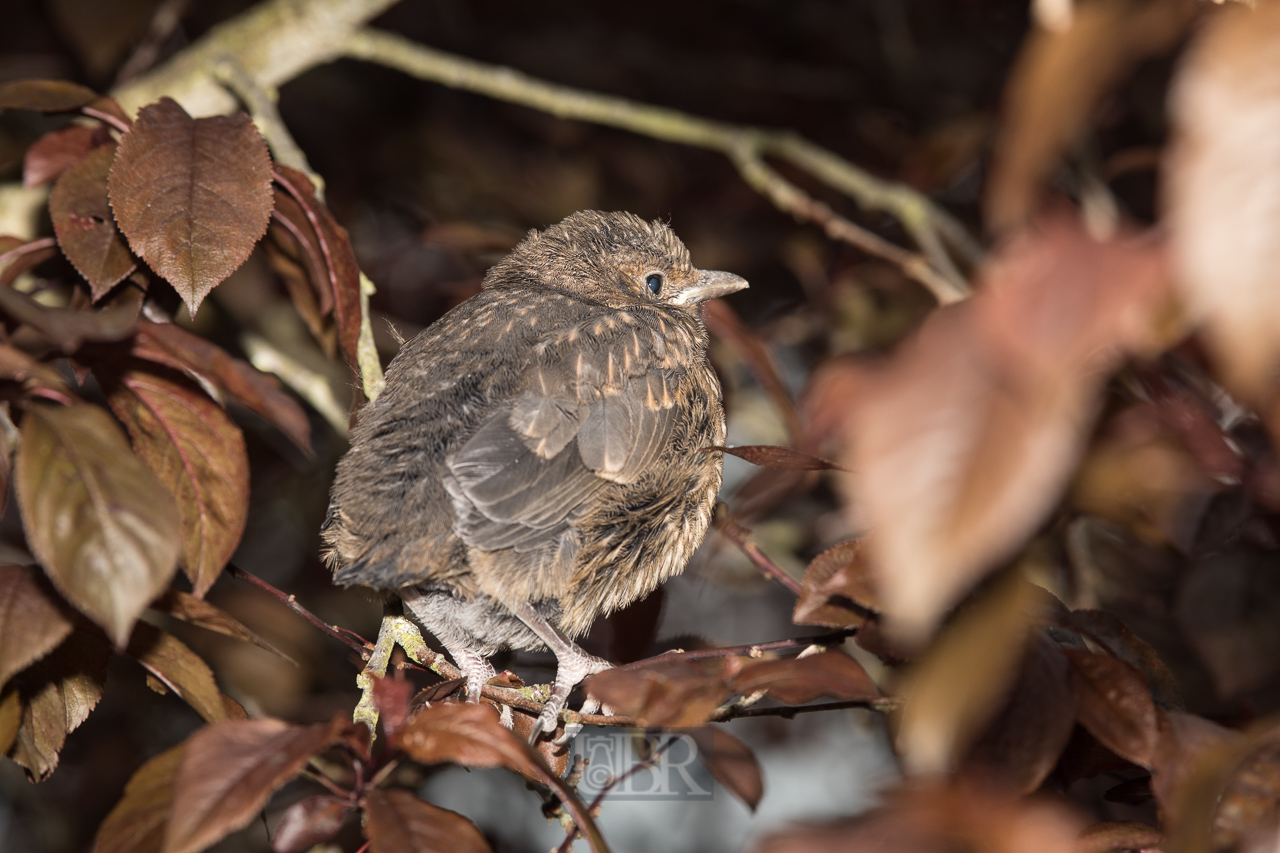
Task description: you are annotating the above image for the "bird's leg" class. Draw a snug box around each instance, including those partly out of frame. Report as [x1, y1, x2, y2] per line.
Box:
[354, 611, 432, 738]
[401, 591, 511, 728]
[507, 600, 612, 743]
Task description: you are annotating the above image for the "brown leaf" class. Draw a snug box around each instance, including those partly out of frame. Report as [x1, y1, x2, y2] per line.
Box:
[394, 702, 545, 780]
[6, 627, 110, 781]
[794, 539, 879, 628]
[1065, 608, 1183, 710]
[24, 124, 110, 188]
[0, 688, 20, 755]
[687, 726, 764, 812]
[0, 79, 98, 112]
[94, 744, 184, 853]
[987, 0, 1200, 232]
[102, 367, 249, 596]
[271, 795, 351, 853]
[371, 674, 414, 742]
[707, 445, 848, 472]
[49, 144, 137, 300]
[847, 215, 1169, 640]
[0, 273, 141, 353]
[132, 320, 312, 453]
[1150, 709, 1237, 824]
[363, 789, 491, 853]
[733, 651, 881, 705]
[163, 714, 348, 853]
[586, 659, 736, 728]
[151, 589, 295, 665]
[895, 572, 1043, 775]
[1075, 821, 1162, 853]
[1166, 1, 1280, 405]
[1176, 547, 1280, 698]
[127, 623, 236, 724]
[272, 166, 361, 367]
[16, 402, 181, 646]
[108, 98, 273, 316]
[0, 565, 74, 689]
[1066, 649, 1160, 770]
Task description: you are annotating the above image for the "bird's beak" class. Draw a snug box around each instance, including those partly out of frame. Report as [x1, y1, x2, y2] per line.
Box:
[671, 270, 749, 306]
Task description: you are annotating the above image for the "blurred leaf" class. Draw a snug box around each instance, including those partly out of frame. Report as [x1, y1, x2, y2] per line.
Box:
[272, 166, 361, 367]
[371, 673, 413, 742]
[151, 589, 295, 665]
[127, 623, 238, 724]
[0, 278, 141, 352]
[1076, 821, 1162, 853]
[0, 236, 58, 290]
[94, 744, 183, 853]
[16, 402, 180, 646]
[707, 444, 849, 471]
[847, 214, 1169, 639]
[733, 650, 880, 705]
[688, 726, 764, 812]
[1176, 547, 1280, 698]
[1065, 608, 1183, 710]
[1066, 649, 1159, 769]
[50, 0, 159, 78]
[271, 795, 351, 853]
[108, 98, 273, 316]
[132, 320, 312, 453]
[964, 637, 1076, 793]
[6, 628, 110, 781]
[102, 367, 249, 596]
[896, 572, 1042, 776]
[1167, 1, 1280, 408]
[1150, 709, 1236, 831]
[363, 789, 491, 853]
[988, 0, 1200, 232]
[0, 565, 74, 690]
[25, 124, 110, 188]
[0, 689, 19, 755]
[49, 144, 136, 300]
[163, 714, 348, 853]
[0, 79, 97, 112]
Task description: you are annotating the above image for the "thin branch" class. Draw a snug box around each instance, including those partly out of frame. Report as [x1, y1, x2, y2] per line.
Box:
[213, 56, 320, 185]
[341, 28, 976, 304]
[227, 563, 368, 656]
[716, 516, 804, 595]
[556, 737, 679, 853]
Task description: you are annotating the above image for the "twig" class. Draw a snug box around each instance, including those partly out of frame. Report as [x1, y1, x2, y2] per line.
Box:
[227, 563, 368, 656]
[114, 0, 191, 86]
[341, 28, 976, 304]
[212, 56, 320, 186]
[716, 516, 804, 595]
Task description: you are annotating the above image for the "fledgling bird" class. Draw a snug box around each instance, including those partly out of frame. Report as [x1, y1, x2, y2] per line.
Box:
[322, 210, 747, 740]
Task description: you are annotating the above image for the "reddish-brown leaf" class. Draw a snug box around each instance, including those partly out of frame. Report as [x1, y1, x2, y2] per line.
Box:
[793, 539, 879, 629]
[1075, 821, 1162, 853]
[1166, 1, 1280, 405]
[733, 651, 881, 705]
[272, 166, 361, 366]
[0, 270, 141, 353]
[687, 726, 764, 812]
[586, 659, 737, 728]
[94, 744, 185, 853]
[132, 320, 312, 453]
[6, 628, 110, 781]
[49, 144, 136, 300]
[24, 124, 110, 188]
[0, 688, 20, 755]
[707, 445, 849, 472]
[0, 565, 73, 690]
[0, 79, 97, 112]
[987, 0, 1200, 232]
[1066, 649, 1160, 770]
[127, 623, 236, 724]
[363, 789, 491, 853]
[394, 702, 544, 780]
[16, 402, 180, 646]
[1150, 709, 1237, 822]
[102, 367, 249, 596]
[108, 98, 273, 316]
[846, 215, 1169, 640]
[371, 674, 414, 741]
[271, 795, 351, 853]
[163, 715, 348, 853]
[964, 637, 1077, 794]
[269, 188, 333, 315]
[1065, 608, 1183, 710]
[151, 589, 294, 664]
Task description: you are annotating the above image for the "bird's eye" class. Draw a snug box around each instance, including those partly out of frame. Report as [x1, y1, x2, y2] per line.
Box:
[645, 273, 663, 295]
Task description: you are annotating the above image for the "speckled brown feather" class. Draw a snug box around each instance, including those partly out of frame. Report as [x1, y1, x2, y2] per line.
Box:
[322, 211, 744, 718]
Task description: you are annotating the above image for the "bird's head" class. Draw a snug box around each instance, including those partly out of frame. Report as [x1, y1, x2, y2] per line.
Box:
[482, 210, 748, 312]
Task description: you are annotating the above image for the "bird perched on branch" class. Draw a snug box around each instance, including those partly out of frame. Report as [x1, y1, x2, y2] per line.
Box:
[322, 210, 747, 740]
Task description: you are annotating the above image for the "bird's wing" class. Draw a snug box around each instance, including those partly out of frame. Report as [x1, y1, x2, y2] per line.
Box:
[444, 310, 687, 553]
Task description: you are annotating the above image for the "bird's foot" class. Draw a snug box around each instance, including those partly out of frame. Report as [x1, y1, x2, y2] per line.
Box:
[529, 654, 612, 745]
